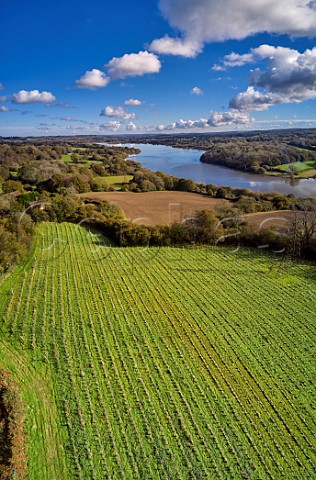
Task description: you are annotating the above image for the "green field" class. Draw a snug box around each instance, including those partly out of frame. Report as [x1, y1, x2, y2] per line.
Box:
[61, 153, 103, 168]
[0, 223, 315, 479]
[98, 175, 133, 189]
[269, 160, 316, 178]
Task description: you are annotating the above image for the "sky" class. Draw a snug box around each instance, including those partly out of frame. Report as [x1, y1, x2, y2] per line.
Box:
[1, 0, 316, 136]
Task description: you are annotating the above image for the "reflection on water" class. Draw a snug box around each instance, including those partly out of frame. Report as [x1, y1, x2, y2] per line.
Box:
[108, 143, 316, 198]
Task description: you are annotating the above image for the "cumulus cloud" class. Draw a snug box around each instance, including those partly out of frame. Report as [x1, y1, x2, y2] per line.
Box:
[222, 44, 298, 67]
[12, 90, 56, 104]
[229, 45, 316, 110]
[229, 87, 277, 110]
[126, 122, 138, 131]
[150, 0, 316, 57]
[156, 111, 252, 131]
[106, 51, 161, 79]
[75, 69, 110, 89]
[191, 87, 203, 96]
[150, 36, 201, 58]
[0, 96, 9, 102]
[0, 106, 12, 112]
[100, 106, 136, 120]
[125, 98, 142, 106]
[208, 110, 253, 126]
[173, 118, 209, 129]
[99, 121, 122, 132]
[222, 52, 255, 68]
[156, 119, 207, 131]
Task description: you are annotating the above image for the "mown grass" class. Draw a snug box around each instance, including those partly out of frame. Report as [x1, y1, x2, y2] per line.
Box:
[60, 153, 103, 168]
[269, 160, 316, 178]
[61, 154, 73, 163]
[97, 175, 133, 190]
[0, 223, 315, 479]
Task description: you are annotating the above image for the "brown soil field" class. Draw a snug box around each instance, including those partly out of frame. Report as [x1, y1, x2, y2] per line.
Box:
[80, 191, 227, 226]
[243, 210, 294, 232]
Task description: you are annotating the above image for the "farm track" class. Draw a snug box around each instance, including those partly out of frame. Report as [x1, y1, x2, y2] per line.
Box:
[0, 222, 315, 479]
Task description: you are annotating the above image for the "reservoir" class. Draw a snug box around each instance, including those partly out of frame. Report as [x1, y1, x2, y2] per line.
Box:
[110, 143, 316, 197]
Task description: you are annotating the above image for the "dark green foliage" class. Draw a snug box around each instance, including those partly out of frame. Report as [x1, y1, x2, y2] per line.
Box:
[0, 213, 34, 274]
[2, 181, 24, 194]
[200, 139, 316, 172]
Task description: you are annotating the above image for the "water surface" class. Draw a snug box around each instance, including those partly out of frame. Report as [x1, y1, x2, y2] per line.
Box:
[109, 143, 316, 197]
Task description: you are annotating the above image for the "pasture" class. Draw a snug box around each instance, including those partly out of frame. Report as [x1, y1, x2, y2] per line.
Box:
[269, 161, 316, 178]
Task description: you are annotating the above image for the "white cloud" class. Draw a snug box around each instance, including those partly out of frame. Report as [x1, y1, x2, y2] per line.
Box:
[0, 96, 9, 102]
[156, 111, 252, 131]
[229, 87, 277, 111]
[125, 98, 142, 106]
[222, 52, 255, 67]
[0, 106, 11, 112]
[222, 44, 298, 67]
[229, 45, 316, 110]
[212, 64, 226, 72]
[75, 69, 110, 89]
[150, 36, 201, 58]
[100, 106, 136, 120]
[174, 118, 209, 129]
[106, 51, 161, 79]
[99, 121, 122, 132]
[191, 86, 203, 96]
[151, 0, 316, 57]
[12, 90, 56, 104]
[208, 110, 253, 126]
[126, 122, 138, 131]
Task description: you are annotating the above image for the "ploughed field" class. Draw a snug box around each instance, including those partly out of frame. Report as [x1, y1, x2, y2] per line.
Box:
[0, 223, 315, 479]
[80, 191, 226, 226]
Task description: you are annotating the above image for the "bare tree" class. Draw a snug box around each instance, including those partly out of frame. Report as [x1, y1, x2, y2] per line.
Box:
[287, 200, 316, 257]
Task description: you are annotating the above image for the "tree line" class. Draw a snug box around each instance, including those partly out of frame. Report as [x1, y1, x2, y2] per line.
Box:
[200, 140, 316, 174]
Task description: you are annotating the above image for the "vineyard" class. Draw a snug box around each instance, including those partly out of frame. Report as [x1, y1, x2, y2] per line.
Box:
[0, 222, 315, 479]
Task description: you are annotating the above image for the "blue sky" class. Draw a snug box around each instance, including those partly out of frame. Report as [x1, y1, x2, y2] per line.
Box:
[1, 0, 316, 136]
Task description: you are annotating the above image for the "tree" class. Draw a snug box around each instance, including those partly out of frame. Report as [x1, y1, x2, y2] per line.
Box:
[287, 164, 299, 177]
[287, 200, 316, 257]
[176, 178, 196, 192]
[3, 180, 24, 194]
[71, 153, 81, 163]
